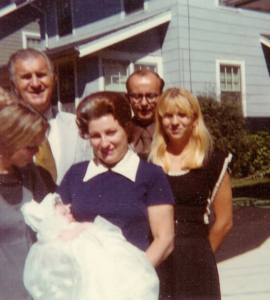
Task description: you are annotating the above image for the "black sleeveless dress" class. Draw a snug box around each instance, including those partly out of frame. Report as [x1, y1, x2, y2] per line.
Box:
[158, 151, 232, 300]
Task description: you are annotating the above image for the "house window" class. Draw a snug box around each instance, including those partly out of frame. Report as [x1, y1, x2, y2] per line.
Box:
[26, 37, 41, 49]
[216, 60, 246, 114]
[101, 53, 162, 93]
[52, 61, 75, 105]
[56, 0, 73, 37]
[103, 60, 129, 92]
[123, 0, 144, 14]
[22, 31, 41, 50]
[220, 65, 241, 105]
[134, 63, 157, 72]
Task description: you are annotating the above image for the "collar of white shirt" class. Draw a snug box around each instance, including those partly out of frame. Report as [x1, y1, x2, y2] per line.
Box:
[43, 107, 54, 121]
[83, 149, 140, 182]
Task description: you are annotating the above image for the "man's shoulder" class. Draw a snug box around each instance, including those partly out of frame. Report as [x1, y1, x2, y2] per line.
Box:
[55, 109, 76, 121]
[53, 109, 77, 128]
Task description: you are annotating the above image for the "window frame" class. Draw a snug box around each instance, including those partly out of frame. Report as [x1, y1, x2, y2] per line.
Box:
[216, 59, 246, 116]
[22, 31, 41, 49]
[98, 51, 163, 93]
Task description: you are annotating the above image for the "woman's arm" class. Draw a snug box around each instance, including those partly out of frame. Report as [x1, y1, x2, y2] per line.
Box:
[146, 204, 174, 267]
[209, 172, 233, 253]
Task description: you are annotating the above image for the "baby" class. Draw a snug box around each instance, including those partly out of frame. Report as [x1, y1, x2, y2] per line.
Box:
[22, 193, 159, 300]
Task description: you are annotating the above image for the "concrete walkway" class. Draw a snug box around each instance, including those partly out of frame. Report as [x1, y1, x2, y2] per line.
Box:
[212, 206, 270, 299]
[217, 238, 270, 299]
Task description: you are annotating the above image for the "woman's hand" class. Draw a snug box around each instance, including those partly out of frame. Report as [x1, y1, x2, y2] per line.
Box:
[146, 204, 174, 267]
[209, 172, 233, 253]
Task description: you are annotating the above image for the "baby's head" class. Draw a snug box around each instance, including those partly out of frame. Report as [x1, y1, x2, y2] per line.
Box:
[54, 203, 75, 224]
[22, 193, 75, 235]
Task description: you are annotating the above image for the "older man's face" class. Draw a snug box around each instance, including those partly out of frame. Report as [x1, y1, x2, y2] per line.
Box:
[128, 73, 161, 125]
[13, 55, 54, 114]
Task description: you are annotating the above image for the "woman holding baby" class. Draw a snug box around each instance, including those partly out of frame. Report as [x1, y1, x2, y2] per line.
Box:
[0, 88, 174, 300]
[58, 91, 175, 267]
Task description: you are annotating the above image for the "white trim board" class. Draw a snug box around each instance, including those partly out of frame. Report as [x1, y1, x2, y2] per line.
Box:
[77, 10, 171, 58]
[260, 36, 270, 48]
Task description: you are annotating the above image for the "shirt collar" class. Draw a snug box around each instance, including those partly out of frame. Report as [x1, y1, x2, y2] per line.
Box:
[83, 149, 140, 182]
[43, 107, 54, 121]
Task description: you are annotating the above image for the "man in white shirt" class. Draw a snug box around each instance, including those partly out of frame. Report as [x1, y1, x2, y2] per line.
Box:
[8, 48, 92, 191]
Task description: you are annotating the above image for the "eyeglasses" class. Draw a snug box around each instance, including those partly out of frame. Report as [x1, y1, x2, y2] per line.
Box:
[128, 93, 160, 103]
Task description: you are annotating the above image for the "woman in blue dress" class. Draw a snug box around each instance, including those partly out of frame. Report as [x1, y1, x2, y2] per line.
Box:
[58, 91, 175, 268]
[149, 88, 233, 300]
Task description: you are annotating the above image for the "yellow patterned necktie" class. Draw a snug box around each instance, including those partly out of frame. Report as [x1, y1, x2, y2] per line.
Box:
[35, 138, 57, 183]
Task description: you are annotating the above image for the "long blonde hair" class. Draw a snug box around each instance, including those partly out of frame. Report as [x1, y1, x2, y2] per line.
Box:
[149, 88, 213, 172]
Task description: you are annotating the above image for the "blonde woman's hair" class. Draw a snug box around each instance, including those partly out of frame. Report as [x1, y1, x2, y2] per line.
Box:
[0, 87, 49, 155]
[149, 88, 213, 172]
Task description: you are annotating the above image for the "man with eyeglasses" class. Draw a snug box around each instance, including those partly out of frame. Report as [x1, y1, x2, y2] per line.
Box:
[126, 70, 165, 154]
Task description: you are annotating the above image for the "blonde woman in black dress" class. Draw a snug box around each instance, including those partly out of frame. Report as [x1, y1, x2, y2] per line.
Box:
[150, 88, 233, 300]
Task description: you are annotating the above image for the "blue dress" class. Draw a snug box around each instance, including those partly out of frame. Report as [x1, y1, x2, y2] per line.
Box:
[58, 158, 174, 251]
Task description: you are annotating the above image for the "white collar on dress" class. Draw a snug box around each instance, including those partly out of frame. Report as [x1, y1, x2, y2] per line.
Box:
[83, 149, 140, 182]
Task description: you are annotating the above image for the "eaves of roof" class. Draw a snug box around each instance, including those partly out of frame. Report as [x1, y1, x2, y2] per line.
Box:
[261, 34, 270, 48]
[0, 0, 35, 18]
[45, 8, 171, 58]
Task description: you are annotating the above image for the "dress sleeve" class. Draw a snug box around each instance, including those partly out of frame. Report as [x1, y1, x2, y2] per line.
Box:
[145, 164, 175, 207]
[207, 151, 232, 203]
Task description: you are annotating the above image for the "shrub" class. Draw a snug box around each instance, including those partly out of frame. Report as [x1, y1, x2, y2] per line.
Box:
[239, 131, 270, 178]
[196, 96, 270, 179]
[198, 95, 247, 178]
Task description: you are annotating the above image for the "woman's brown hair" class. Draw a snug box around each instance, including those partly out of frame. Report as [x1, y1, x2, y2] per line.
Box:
[76, 91, 135, 143]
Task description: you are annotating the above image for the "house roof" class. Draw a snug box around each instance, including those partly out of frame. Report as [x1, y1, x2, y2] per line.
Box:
[46, 9, 171, 58]
[77, 10, 171, 57]
[222, 0, 270, 12]
[261, 34, 270, 48]
[260, 34, 270, 76]
[0, 0, 35, 18]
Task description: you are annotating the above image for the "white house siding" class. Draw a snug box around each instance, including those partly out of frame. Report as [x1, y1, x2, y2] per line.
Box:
[161, 0, 270, 117]
[0, 20, 40, 66]
[37, 0, 270, 117]
[0, 21, 40, 88]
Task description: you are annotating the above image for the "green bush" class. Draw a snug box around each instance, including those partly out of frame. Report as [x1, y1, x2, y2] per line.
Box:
[197, 96, 270, 179]
[239, 131, 270, 177]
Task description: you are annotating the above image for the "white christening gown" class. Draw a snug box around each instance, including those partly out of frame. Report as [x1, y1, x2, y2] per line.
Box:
[22, 201, 159, 300]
